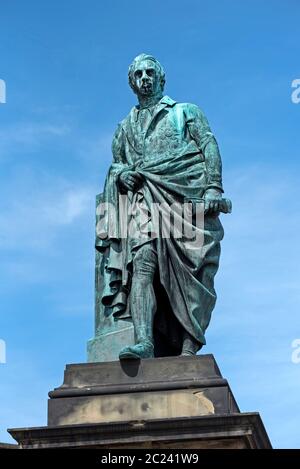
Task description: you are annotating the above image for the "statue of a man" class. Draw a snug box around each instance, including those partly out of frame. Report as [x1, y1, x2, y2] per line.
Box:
[97, 54, 229, 360]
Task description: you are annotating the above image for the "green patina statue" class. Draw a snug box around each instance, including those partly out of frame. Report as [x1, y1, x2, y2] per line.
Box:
[94, 54, 231, 361]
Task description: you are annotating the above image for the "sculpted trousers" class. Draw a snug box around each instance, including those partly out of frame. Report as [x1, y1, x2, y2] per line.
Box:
[130, 241, 200, 355]
[130, 242, 158, 345]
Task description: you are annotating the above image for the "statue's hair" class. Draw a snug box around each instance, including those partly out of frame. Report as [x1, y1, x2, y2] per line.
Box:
[128, 53, 166, 92]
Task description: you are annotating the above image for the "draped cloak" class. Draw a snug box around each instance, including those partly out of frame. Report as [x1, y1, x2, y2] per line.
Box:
[96, 96, 224, 352]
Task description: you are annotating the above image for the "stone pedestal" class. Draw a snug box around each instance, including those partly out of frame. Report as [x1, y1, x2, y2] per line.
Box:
[8, 355, 271, 449]
[87, 194, 136, 363]
[87, 320, 134, 363]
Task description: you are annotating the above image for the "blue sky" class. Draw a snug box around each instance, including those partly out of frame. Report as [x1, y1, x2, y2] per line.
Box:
[0, 0, 299, 448]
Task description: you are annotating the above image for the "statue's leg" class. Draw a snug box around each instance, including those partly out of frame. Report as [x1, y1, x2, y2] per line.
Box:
[181, 330, 202, 356]
[181, 239, 221, 356]
[119, 242, 157, 360]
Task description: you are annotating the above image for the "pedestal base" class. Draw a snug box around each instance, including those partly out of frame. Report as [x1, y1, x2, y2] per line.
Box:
[8, 413, 270, 449]
[8, 355, 272, 449]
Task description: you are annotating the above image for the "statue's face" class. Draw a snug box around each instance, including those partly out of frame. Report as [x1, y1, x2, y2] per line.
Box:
[132, 59, 161, 97]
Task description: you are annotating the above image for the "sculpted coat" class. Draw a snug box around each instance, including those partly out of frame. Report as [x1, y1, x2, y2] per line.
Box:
[96, 94, 224, 355]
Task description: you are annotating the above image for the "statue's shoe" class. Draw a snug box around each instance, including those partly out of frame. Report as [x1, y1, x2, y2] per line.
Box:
[181, 350, 196, 357]
[119, 342, 154, 360]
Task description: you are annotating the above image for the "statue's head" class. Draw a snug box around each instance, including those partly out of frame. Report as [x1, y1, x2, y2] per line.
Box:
[128, 53, 165, 97]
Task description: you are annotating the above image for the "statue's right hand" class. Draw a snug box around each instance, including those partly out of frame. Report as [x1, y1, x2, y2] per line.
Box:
[118, 170, 143, 192]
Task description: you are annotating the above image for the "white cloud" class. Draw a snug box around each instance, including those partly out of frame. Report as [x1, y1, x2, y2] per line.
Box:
[0, 171, 95, 251]
[0, 121, 70, 158]
[76, 131, 113, 167]
[41, 188, 93, 226]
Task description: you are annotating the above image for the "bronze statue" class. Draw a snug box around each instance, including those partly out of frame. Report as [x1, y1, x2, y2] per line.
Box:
[94, 54, 231, 361]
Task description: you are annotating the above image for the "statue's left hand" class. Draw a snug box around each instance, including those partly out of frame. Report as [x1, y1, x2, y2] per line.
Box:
[204, 188, 223, 215]
[118, 170, 144, 193]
